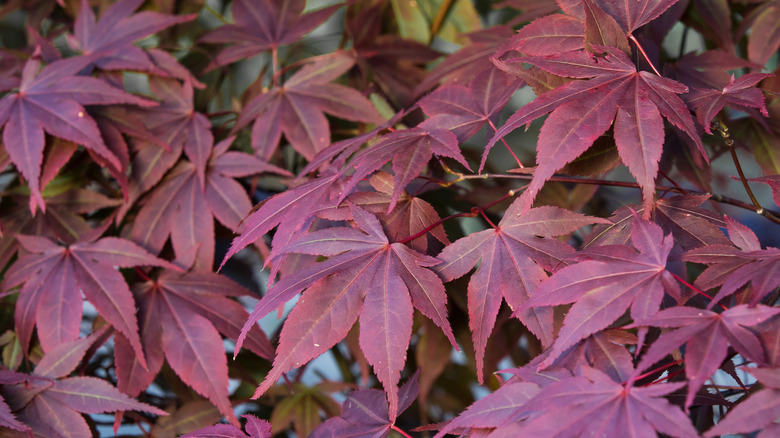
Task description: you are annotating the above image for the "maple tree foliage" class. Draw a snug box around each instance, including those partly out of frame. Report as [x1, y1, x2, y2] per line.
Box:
[1, 0, 780, 436]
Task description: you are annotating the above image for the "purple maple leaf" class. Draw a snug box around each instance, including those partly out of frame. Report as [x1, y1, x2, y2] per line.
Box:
[0, 231, 176, 365]
[436, 204, 606, 381]
[0, 54, 154, 212]
[67, 0, 196, 78]
[523, 215, 676, 368]
[238, 205, 455, 420]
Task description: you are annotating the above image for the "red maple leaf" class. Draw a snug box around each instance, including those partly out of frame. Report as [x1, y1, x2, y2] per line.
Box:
[0, 329, 166, 437]
[237, 204, 456, 420]
[488, 45, 705, 215]
[200, 0, 342, 68]
[121, 270, 273, 426]
[0, 54, 154, 212]
[686, 73, 772, 133]
[0, 230, 175, 366]
[436, 204, 606, 381]
[737, 0, 780, 66]
[182, 414, 272, 438]
[434, 367, 698, 438]
[310, 373, 419, 438]
[130, 136, 288, 271]
[523, 215, 676, 368]
[66, 0, 196, 78]
[633, 304, 780, 409]
[684, 215, 780, 307]
[231, 51, 383, 160]
[347, 126, 470, 213]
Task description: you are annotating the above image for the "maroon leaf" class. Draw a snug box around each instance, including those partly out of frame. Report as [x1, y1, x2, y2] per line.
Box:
[737, 1, 780, 66]
[67, 0, 196, 77]
[686, 73, 771, 133]
[523, 216, 675, 368]
[129, 269, 266, 426]
[232, 51, 383, 160]
[200, 0, 341, 68]
[310, 373, 418, 437]
[488, 45, 705, 215]
[131, 136, 288, 270]
[239, 205, 454, 420]
[633, 304, 780, 409]
[684, 215, 780, 307]
[0, 55, 154, 212]
[436, 204, 606, 381]
[600, 0, 682, 34]
[435, 368, 697, 438]
[182, 414, 273, 438]
[1, 340, 165, 437]
[1, 233, 175, 364]
[414, 26, 515, 95]
[419, 68, 522, 170]
[221, 166, 348, 271]
[348, 127, 470, 212]
[584, 194, 729, 251]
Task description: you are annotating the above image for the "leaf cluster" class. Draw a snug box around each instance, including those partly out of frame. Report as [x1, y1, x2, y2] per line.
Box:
[0, 0, 779, 437]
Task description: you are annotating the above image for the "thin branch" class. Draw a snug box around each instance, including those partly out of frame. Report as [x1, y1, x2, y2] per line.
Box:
[713, 119, 780, 225]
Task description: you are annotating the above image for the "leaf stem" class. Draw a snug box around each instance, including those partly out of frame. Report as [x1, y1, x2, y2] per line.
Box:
[391, 424, 414, 438]
[713, 119, 780, 225]
[489, 119, 524, 168]
[628, 34, 661, 76]
[636, 359, 684, 383]
[668, 271, 728, 311]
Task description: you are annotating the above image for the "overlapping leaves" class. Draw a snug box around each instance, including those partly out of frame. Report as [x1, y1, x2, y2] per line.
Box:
[237, 204, 455, 420]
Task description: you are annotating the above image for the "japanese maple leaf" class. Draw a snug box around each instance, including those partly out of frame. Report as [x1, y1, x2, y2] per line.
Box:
[494, 0, 573, 24]
[419, 68, 522, 160]
[487, 45, 705, 215]
[491, 10, 584, 59]
[0, 54, 154, 212]
[237, 204, 456, 420]
[584, 194, 729, 251]
[66, 0, 196, 77]
[432, 380, 542, 437]
[632, 304, 780, 409]
[347, 2, 440, 107]
[319, 171, 450, 254]
[599, 0, 681, 35]
[310, 373, 418, 438]
[347, 126, 470, 213]
[200, 0, 341, 67]
[737, 0, 780, 66]
[435, 367, 697, 438]
[0, 230, 175, 366]
[684, 215, 780, 307]
[686, 73, 772, 133]
[0, 330, 166, 437]
[704, 367, 780, 438]
[414, 26, 514, 96]
[221, 166, 349, 272]
[0, 189, 121, 270]
[121, 270, 273, 426]
[231, 51, 383, 160]
[125, 77, 214, 197]
[131, 136, 288, 271]
[522, 215, 676, 368]
[435, 204, 606, 381]
[182, 414, 272, 438]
